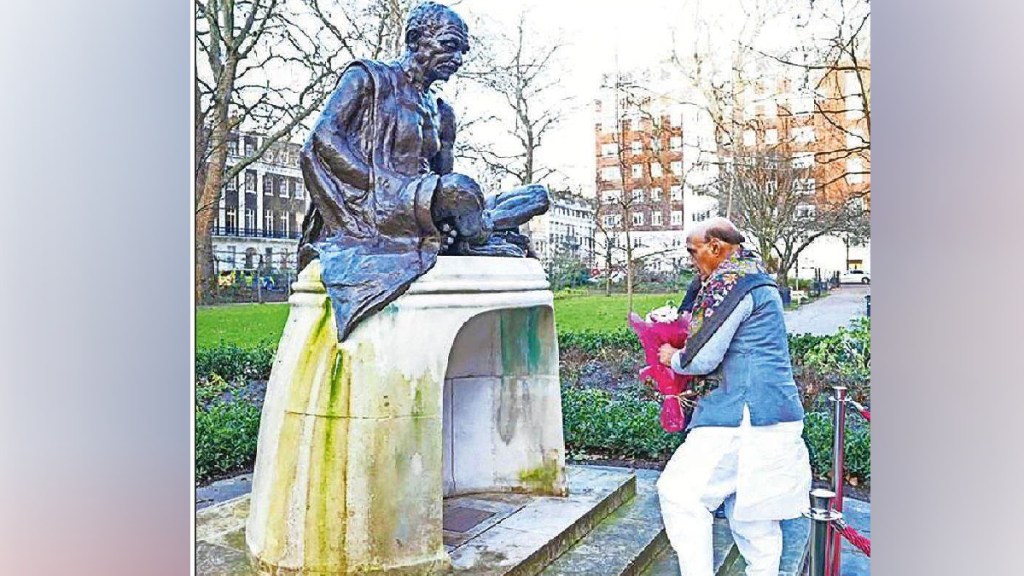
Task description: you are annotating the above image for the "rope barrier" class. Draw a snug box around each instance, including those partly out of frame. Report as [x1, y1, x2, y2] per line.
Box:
[835, 519, 871, 557]
[849, 400, 870, 422]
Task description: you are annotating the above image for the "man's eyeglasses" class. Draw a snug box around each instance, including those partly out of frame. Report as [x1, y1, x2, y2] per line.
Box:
[686, 246, 697, 256]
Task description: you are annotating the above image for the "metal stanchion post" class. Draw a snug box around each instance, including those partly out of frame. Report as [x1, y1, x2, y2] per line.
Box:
[807, 489, 842, 576]
[828, 386, 849, 576]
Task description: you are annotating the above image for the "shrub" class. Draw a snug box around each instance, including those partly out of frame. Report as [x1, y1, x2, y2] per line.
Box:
[558, 329, 641, 354]
[802, 411, 871, 483]
[561, 384, 685, 460]
[802, 318, 870, 403]
[196, 341, 276, 382]
[195, 398, 262, 484]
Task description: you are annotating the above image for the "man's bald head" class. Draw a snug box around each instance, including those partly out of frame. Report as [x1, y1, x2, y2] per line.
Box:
[687, 217, 745, 246]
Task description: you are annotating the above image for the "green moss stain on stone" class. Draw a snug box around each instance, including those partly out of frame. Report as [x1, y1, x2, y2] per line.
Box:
[499, 307, 547, 377]
[517, 457, 561, 492]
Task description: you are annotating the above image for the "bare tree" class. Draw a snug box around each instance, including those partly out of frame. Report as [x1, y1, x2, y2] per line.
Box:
[458, 10, 569, 188]
[707, 146, 859, 287]
[194, 0, 414, 303]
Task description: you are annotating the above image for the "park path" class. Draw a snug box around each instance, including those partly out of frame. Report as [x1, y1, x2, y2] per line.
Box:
[784, 285, 869, 335]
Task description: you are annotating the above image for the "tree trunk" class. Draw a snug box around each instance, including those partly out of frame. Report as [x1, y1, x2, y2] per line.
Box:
[625, 228, 634, 312]
[195, 58, 237, 304]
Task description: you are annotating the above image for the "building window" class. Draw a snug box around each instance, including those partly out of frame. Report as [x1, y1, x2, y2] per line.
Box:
[793, 152, 814, 169]
[632, 189, 645, 203]
[631, 141, 642, 156]
[633, 237, 643, 248]
[652, 138, 661, 153]
[846, 94, 864, 119]
[670, 186, 682, 202]
[843, 71, 861, 97]
[244, 208, 256, 234]
[601, 166, 621, 181]
[245, 171, 257, 192]
[794, 126, 815, 144]
[765, 129, 779, 145]
[633, 212, 644, 226]
[224, 208, 238, 234]
[792, 93, 814, 116]
[670, 136, 682, 151]
[651, 163, 662, 178]
[264, 209, 273, 234]
[846, 158, 865, 183]
[227, 137, 238, 156]
[244, 136, 257, 156]
[603, 214, 621, 227]
[670, 211, 682, 225]
[795, 178, 816, 194]
[743, 130, 756, 147]
[846, 128, 864, 150]
[278, 178, 288, 197]
[601, 143, 618, 157]
[796, 204, 817, 219]
[650, 187, 663, 202]
[263, 174, 273, 195]
[602, 189, 621, 203]
[651, 211, 663, 226]
[225, 176, 236, 191]
[670, 161, 683, 176]
[632, 164, 643, 179]
[279, 213, 290, 236]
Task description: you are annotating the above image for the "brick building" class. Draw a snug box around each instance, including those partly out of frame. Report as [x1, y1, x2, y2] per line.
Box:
[729, 58, 871, 274]
[592, 67, 718, 275]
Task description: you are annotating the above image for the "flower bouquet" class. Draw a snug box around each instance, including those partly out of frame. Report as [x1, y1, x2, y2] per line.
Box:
[627, 305, 694, 433]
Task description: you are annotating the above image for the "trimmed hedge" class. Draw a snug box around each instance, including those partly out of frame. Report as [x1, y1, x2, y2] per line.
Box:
[194, 325, 870, 485]
[561, 385, 684, 460]
[195, 377, 262, 484]
[196, 341, 276, 382]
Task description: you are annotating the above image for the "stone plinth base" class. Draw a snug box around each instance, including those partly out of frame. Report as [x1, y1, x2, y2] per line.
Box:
[244, 257, 567, 574]
[198, 467, 633, 576]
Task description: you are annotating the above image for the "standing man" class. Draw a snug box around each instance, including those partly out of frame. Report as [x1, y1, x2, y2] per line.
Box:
[656, 217, 810, 576]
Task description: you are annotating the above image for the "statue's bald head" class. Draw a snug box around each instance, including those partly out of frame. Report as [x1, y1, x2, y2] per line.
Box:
[687, 217, 745, 246]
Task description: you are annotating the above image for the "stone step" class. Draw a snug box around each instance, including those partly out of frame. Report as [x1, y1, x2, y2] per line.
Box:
[644, 514, 811, 576]
[448, 465, 638, 575]
[537, 469, 672, 576]
[539, 468, 737, 576]
[196, 465, 638, 576]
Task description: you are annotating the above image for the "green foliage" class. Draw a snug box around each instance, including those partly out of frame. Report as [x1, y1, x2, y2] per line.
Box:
[561, 384, 685, 460]
[196, 341, 276, 382]
[558, 328, 641, 354]
[788, 333, 828, 364]
[802, 318, 871, 402]
[195, 377, 263, 483]
[802, 411, 871, 482]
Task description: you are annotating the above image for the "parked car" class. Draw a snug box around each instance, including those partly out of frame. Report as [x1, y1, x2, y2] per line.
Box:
[839, 269, 870, 284]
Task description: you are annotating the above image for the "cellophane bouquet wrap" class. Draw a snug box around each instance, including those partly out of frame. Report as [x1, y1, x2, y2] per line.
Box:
[628, 306, 693, 433]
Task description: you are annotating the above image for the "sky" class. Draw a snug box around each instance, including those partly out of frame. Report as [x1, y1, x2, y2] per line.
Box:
[442, 0, 856, 194]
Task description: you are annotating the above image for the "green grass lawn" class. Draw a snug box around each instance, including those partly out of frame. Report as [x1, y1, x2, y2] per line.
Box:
[196, 292, 682, 348]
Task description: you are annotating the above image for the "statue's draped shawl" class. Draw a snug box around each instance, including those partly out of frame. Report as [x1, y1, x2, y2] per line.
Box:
[298, 59, 442, 341]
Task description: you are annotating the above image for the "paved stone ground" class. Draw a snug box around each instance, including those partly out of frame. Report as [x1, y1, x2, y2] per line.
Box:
[784, 285, 870, 336]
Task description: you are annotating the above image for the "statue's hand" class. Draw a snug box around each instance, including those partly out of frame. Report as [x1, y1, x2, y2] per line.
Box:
[432, 173, 492, 244]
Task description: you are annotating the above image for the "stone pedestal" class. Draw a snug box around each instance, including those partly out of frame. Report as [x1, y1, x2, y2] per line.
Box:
[245, 257, 567, 575]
